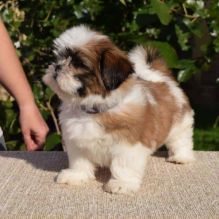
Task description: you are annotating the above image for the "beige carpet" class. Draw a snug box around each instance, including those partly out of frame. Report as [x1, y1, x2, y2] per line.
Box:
[0, 151, 218, 219]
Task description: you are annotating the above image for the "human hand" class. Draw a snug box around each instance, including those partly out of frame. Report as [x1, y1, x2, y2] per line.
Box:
[19, 103, 49, 151]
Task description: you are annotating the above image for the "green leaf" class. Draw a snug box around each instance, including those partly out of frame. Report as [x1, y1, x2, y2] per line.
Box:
[33, 83, 44, 100]
[213, 37, 219, 53]
[45, 87, 54, 99]
[120, 0, 126, 6]
[177, 62, 198, 82]
[44, 133, 61, 151]
[5, 140, 19, 150]
[177, 69, 193, 82]
[175, 25, 190, 51]
[144, 41, 178, 68]
[4, 108, 16, 130]
[150, 0, 172, 25]
[176, 59, 195, 69]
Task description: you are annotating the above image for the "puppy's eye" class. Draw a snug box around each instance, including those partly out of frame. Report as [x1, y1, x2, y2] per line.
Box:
[77, 85, 86, 97]
[71, 60, 82, 68]
[74, 76, 80, 81]
[70, 59, 87, 69]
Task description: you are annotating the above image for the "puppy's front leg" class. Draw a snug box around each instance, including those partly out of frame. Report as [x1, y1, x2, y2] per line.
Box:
[104, 143, 152, 194]
[56, 145, 95, 185]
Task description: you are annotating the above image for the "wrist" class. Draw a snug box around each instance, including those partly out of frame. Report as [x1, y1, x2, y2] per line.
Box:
[18, 99, 38, 112]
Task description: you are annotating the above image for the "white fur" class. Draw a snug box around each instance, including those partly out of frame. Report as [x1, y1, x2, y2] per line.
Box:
[122, 85, 147, 105]
[54, 25, 107, 52]
[43, 62, 83, 103]
[129, 46, 186, 107]
[129, 46, 166, 83]
[166, 80, 187, 107]
[56, 73, 82, 95]
[107, 85, 157, 116]
[42, 71, 70, 101]
[79, 80, 150, 113]
[165, 111, 195, 163]
[144, 87, 157, 105]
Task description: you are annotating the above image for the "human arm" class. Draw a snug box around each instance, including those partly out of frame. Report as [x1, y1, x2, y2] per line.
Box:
[0, 19, 49, 150]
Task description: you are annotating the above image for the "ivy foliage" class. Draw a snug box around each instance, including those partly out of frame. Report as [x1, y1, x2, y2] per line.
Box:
[0, 0, 218, 150]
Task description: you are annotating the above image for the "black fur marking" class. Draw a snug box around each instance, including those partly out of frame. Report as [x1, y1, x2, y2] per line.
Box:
[53, 71, 58, 80]
[58, 48, 87, 69]
[77, 85, 86, 97]
[55, 64, 61, 72]
[145, 47, 160, 64]
[100, 50, 133, 91]
[74, 73, 101, 97]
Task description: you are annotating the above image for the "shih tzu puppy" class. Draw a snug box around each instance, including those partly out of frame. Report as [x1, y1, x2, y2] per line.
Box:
[43, 25, 194, 194]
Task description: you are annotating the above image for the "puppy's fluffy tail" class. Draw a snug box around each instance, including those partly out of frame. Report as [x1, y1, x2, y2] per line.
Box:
[128, 45, 172, 82]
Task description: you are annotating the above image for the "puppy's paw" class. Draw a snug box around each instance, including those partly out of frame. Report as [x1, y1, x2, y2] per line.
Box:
[167, 152, 195, 164]
[56, 169, 93, 185]
[103, 179, 140, 194]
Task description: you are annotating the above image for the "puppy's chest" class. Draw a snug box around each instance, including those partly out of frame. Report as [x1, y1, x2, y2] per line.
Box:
[60, 113, 105, 140]
[59, 108, 114, 166]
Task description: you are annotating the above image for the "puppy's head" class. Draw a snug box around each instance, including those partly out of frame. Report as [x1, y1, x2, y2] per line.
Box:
[43, 25, 133, 104]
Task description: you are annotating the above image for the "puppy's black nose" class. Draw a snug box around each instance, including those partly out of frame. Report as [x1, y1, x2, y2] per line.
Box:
[55, 64, 61, 71]
[53, 64, 61, 80]
[53, 72, 58, 80]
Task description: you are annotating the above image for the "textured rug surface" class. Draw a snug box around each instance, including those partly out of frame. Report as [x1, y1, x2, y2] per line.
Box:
[0, 151, 218, 219]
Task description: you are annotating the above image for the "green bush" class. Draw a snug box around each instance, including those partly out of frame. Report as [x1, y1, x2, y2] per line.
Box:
[0, 0, 218, 150]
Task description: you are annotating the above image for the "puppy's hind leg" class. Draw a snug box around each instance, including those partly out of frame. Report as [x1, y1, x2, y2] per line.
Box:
[165, 111, 195, 164]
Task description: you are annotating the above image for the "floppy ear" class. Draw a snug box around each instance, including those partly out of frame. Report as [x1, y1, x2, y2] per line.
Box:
[99, 49, 133, 91]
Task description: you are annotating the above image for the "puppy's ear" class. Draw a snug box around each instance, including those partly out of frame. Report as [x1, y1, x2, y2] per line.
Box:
[99, 49, 133, 91]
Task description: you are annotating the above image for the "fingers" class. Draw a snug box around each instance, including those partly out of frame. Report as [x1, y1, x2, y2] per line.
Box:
[19, 103, 49, 151]
[23, 132, 39, 151]
[33, 127, 49, 147]
[23, 125, 49, 151]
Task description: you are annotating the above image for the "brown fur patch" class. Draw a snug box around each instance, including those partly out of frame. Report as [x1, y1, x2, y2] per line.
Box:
[150, 58, 173, 79]
[74, 73, 107, 97]
[83, 39, 133, 91]
[97, 80, 182, 149]
[143, 46, 174, 79]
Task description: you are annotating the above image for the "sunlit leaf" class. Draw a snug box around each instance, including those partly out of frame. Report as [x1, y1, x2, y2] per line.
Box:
[150, 0, 172, 25]
[44, 133, 61, 151]
[120, 0, 126, 6]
